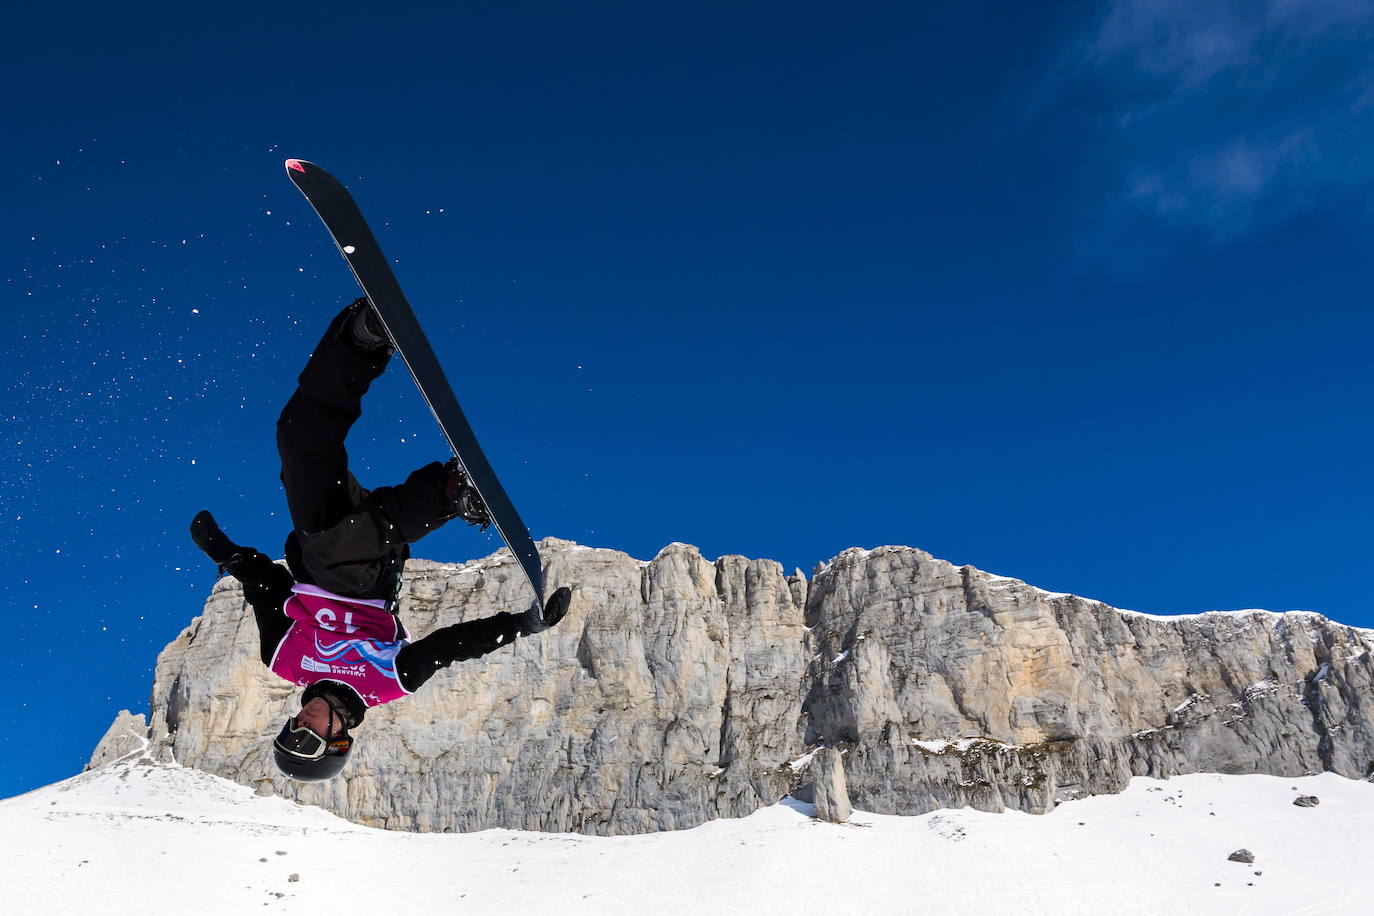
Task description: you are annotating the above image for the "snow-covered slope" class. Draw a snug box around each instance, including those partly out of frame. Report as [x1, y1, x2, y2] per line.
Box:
[2, 761, 1370, 915]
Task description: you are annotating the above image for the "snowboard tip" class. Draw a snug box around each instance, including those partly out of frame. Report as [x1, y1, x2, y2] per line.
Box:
[285, 159, 307, 173]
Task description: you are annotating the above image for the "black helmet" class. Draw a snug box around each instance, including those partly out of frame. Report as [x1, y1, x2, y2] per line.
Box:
[271, 684, 360, 782]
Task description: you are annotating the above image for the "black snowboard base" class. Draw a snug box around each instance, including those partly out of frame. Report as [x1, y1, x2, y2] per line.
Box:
[285, 159, 545, 605]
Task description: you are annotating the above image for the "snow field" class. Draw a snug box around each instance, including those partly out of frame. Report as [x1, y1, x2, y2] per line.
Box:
[1, 762, 1370, 915]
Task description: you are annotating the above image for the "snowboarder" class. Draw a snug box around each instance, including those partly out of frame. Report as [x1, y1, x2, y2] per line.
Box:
[189, 298, 571, 783]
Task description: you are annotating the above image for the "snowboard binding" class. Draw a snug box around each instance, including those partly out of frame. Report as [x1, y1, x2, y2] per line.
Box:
[340, 296, 393, 355]
[442, 458, 492, 531]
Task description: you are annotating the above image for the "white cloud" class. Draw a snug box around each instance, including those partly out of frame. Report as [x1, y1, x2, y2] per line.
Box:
[1125, 132, 1318, 238]
[1092, 0, 1264, 87]
[1092, 0, 1372, 85]
[1072, 0, 1374, 239]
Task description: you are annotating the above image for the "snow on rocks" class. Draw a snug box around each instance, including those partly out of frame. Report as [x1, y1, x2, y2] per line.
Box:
[910, 737, 1018, 754]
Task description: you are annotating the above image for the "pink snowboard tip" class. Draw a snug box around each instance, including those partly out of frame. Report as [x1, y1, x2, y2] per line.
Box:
[285, 159, 306, 173]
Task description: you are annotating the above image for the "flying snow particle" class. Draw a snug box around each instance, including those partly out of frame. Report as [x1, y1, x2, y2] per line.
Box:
[343, 246, 356, 254]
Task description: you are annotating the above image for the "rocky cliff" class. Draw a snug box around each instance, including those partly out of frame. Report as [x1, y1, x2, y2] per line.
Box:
[91, 539, 1374, 835]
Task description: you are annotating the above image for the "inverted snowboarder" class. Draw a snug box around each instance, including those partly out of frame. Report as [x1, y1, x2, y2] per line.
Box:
[190, 297, 571, 782]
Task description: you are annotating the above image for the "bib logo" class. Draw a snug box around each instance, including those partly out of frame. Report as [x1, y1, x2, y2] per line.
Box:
[300, 654, 370, 678]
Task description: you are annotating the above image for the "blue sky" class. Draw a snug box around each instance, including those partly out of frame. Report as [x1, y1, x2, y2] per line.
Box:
[2, 0, 1371, 797]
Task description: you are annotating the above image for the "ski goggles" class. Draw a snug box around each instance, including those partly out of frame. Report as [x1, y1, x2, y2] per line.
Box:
[274, 719, 352, 760]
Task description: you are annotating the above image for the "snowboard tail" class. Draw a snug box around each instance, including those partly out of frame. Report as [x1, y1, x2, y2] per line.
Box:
[285, 159, 545, 605]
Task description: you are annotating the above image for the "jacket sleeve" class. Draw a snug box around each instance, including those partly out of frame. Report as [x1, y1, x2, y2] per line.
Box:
[225, 551, 296, 666]
[396, 610, 524, 692]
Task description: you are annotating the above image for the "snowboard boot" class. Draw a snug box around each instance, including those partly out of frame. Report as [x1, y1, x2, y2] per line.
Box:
[340, 296, 392, 355]
[441, 458, 492, 530]
[189, 509, 252, 573]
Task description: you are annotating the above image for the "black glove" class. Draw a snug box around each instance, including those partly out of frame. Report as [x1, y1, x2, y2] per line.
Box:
[519, 586, 571, 635]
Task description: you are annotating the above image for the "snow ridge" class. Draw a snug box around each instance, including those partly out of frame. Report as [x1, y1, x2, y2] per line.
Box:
[5, 761, 1372, 915]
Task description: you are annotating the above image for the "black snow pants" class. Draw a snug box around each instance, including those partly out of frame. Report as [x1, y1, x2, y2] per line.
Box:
[276, 303, 453, 600]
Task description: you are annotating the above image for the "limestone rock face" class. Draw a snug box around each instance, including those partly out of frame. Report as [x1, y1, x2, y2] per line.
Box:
[811, 747, 852, 823]
[87, 711, 153, 768]
[94, 540, 1374, 835]
[118, 540, 807, 834]
[804, 546, 1374, 816]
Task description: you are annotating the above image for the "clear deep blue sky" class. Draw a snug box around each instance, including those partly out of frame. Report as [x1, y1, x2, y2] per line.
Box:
[2, 1, 1371, 797]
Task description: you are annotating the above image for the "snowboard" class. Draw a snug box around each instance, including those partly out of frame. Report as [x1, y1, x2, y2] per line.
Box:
[284, 158, 545, 606]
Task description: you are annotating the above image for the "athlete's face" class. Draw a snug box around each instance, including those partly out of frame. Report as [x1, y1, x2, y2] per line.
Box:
[295, 696, 342, 738]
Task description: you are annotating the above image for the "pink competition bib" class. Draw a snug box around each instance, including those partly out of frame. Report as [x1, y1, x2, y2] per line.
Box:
[268, 584, 412, 707]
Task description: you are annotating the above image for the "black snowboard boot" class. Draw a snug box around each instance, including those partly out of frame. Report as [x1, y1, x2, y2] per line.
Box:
[441, 458, 492, 530]
[340, 296, 392, 354]
[190, 509, 250, 571]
